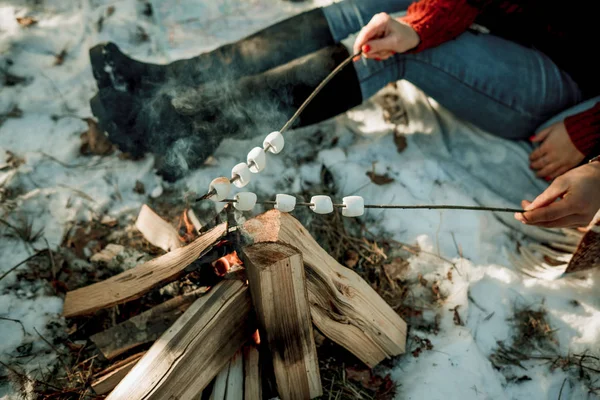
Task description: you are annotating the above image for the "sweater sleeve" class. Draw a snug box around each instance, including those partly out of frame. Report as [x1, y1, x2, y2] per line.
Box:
[399, 0, 481, 52]
[564, 102, 600, 157]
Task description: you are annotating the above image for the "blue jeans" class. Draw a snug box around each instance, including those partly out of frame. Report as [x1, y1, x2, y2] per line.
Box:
[322, 0, 588, 139]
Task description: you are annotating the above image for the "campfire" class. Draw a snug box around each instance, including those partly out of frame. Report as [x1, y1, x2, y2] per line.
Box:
[62, 207, 407, 399]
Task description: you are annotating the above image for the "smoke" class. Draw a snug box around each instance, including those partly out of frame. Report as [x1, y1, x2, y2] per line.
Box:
[99, 40, 351, 181]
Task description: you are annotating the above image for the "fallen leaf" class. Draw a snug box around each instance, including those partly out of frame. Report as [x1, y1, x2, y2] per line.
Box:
[106, 6, 115, 16]
[451, 305, 463, 326]
[80, 118, 115, 156]
[366, 171, 394, 185]
[447, 269, 453, 282]
[134, 180, 146, 195]
[393, 131, 408, 153]
[417, 273, 428, 286]
[344, 250, 359, 269]
[54, 49, 67, 66]
[16, 17, 37, 27]
[432, 281, 441, 299]
[345, 366, 386, 391]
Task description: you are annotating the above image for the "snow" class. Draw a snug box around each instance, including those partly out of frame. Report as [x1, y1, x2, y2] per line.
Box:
[1, 0, 598, 399]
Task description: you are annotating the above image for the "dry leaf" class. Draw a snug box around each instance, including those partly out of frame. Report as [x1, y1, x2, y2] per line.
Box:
[366, 171, 394, 185]
[16, 17, 37, 27]
[80, 118, 115, 156]
[106, 6, 115, 16]
[344, 250, 359, 269]
[417, 273, 428, 286]
[394, 131, 407, 153]
[451, 305, 463, 326]
[345, 367, 386, 391]
[134, 180, 146, 194]
[447, 269, 453, 282]
[54, 49, 67, 66]
[432, 281, 441, 299]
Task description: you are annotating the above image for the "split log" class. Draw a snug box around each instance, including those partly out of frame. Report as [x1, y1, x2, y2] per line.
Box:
[107, 280, 255, 400]
[242, 210, 407, 367]
[90, 287, 208, 359]
[566, 221, 600, 274]
[135, 204, 182, 252]
[243, 242, 321, 399]
[210, 350, 244, 400]
[62, 223, 226, 318]
[91, 352, 145, 395]
[243, 345, 261, 400]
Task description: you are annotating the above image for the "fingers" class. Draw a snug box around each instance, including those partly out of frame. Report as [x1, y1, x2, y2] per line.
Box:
[531, 214, 587, 229]
[530, 126, 552, 143]
[363, 36, 398, 58]
[547, 165, 570, 180]
[529, 144, 547, 162]
[535, 163, 560, 179]
[518, 199, 572, 225]
[526, 178, 569, 210]
[353, 13, 390, 57]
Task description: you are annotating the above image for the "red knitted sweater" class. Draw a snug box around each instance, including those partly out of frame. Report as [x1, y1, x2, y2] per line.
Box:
[399, 0, 600, 157]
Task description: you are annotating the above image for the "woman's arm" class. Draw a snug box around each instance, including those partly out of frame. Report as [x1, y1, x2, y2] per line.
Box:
[400, 0, 481, 52]
[353, 0, 482, 60]
[564, 102, 600, 157]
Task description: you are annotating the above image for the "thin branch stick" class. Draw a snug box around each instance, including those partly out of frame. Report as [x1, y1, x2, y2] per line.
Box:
[0, 249, 48, 282]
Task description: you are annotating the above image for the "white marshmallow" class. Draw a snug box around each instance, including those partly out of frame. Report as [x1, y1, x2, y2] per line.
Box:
[263, 131, 285, 154]
[247, 147, 266, 173]
[310, 195, 334, 214]
[342, 196, 364, 217]
[234, 192, 257, 211]
[209, 177, 231, 201]
[231, 163, 251, 188]
[274, 194, 296, 213]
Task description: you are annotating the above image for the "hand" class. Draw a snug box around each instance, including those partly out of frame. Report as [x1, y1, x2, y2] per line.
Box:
[529, 120, 585, 180]
[514, 161, 600, 228]
[353, 13, 420, 61]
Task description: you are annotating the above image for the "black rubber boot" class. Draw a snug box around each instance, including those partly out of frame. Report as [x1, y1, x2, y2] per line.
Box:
[89, 7, 334, 93]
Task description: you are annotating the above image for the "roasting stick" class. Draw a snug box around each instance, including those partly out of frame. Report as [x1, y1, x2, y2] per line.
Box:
[221, 199, 523, 214]
[194, 51, 526, 215]
[195, 51, 362, 201]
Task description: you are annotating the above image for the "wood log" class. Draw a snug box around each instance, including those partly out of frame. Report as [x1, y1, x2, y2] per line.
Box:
[566, 221, 600, 274]
[242, 210, 407, 367]
[210, 350, 243, 400]
[243, 345, 261, 400]
[107, 280, 255, 400]
[243, 242, 321, 399]
[135, 204, 182, 252]
[91, 352, 145, 395]
[90, 287, 208, 359]
[62, 223, 226, 318]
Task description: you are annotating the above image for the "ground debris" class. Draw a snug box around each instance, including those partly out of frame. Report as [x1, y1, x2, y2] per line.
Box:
[16, 16, 37, 27]
[80, 118, 115, 156]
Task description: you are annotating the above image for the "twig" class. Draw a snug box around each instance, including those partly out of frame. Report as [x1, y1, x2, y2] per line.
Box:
[33, 327, 72, 382]
[0, 360, 63, 392]
[0, 317, 27, 336]
[558, 377, 567, 400]
[0, 249, 48, 282]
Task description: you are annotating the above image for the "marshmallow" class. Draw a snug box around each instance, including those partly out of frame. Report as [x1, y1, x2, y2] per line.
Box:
[231, 163, 251, 188]
[342, 196, 364, 217]
[274, 194, 296, 213]
[247, 147, 266, 173]
[234, 192, 257, 211]
[310, 195, 334, 214]
[209, 177, 231, 201]
[263, 131, 285, 154]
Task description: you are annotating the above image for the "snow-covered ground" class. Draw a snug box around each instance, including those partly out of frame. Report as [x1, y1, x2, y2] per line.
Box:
[1, 0, 599, 399]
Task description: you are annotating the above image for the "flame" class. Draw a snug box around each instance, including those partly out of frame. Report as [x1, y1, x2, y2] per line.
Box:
[178, 209, 198, 244]
[252, 329, 261, 345]
[212, 251, 243, 277]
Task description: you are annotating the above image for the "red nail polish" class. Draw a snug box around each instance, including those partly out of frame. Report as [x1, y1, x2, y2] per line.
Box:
[545, 177, 551, 181]
[375, 57, 382, 61]
[363, 45, 371, 53]
[529, 135, 536, 141]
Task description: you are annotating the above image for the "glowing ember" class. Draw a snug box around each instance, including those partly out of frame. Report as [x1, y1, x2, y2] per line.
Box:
[252, 329, 261, 345]
[212, 251, 243, 276]
[178, 209, 198, 244]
